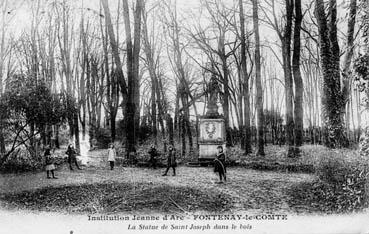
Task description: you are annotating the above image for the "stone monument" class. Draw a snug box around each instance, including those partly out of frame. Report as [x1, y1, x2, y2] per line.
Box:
[198, 75, 226, 163]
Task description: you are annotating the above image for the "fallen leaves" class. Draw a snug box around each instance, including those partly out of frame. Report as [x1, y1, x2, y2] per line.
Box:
[0, 182, 233, 214]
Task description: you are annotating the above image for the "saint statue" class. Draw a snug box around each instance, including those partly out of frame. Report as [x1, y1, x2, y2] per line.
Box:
[206, 73, 220, 117]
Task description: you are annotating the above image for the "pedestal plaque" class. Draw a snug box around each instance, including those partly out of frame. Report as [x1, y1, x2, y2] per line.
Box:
[198, 119, 226, 160]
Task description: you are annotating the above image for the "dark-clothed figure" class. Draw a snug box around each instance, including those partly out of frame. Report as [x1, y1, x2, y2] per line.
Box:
[148, 145, 158, 169]
[65, 144, 82, 170]
[162, 145, 177, 176]
[214, 145, 226, 182]
[45, 147, 57, 179]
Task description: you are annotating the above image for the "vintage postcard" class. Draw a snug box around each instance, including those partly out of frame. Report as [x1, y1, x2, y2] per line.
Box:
[1, 0, 369, 233]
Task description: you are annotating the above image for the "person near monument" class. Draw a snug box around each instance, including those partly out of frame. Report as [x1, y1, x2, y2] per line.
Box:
[65, 144, 82, 170]
[148, 145, 158, 169]
[162, 145, 177, 176]
[107, 143, 116, 170]
[214, 145, 227, 183]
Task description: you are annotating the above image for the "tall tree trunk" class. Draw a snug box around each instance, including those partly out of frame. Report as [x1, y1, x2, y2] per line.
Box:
[122, 0, 143, 154]
[102, 17, 113, 140]
[142, 9, 158, 145]
[356, 90, 361, 142]
[342, 0, 357, 141]
[91, 58, 99, 140]
[156, 78, 167, 149]
[0, 10, 5, 154]
[74, 112, 80, 153]
[79, 16, 88, 141]
[174, 87, 179, 132]
[101, 0, 128, 145]
[133, 0, 142, 145]
[86, 59, 94, 148]
[252, 0, 265, 156]
[315, 0, 351, 148]
[151, 79, 157, 144]
[182, 93, 193, 153]
[0, 114, 4, 155]
[30, 123, 35, 156]
[0, 92, 4, 154]
[54, 125, 60, 148]
[239, 0, 252, 154]
[101, 0, 128, 99]
[238, 68, 245, 150]
[293, 0, 303, 150]
[167, 114, 174, 146]
[180, 112, 186, 157]
[281, 0, 295, 156]
[219, 39, 232, 147]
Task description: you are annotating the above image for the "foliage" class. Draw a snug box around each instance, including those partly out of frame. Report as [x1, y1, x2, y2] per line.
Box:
[359, 127, 369, 157]
[94, 128, 112, 148]
[353, 0, 369, 105]
[288, 129, 369, 213]
[138, 122, 152, 143]
[354, 53, 369, 83]
[263, 109, 283, 127]
[0, 75, 73, 168]
[0, 182, 232, 213]
[288, 155, 369, 214]
[354, 52, 369, 107]
[359, 0, 369, 44]
[2, 76, 69, 130]
[0, 148, 44, 173]
[233, 144, 365, 174]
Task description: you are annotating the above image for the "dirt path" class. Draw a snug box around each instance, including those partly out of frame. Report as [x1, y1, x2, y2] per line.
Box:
[0, 160, 314, 213]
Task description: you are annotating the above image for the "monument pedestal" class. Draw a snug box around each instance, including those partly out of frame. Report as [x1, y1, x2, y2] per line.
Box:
[196, 70, 225, 163]
[198, 118, 226, 162]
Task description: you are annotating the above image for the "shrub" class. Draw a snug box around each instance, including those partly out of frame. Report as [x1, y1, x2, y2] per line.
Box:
[288, 155, 369, 214]
[316, 156, 349, 184]
[317, 156, 368, 212]
[95, 128, 112, 149]
[0, 148, 44, 173]
[138, 124, 152, 143]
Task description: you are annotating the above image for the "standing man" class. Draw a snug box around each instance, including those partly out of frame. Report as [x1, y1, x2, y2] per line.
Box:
[65, 144, 82, 170]
[214, 145, 227, 183]
[162, 145, 177, 176]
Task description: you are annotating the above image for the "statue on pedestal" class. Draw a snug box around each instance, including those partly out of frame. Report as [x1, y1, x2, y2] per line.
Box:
[196, 68, 226, 164]
[206, 74, 220, 118]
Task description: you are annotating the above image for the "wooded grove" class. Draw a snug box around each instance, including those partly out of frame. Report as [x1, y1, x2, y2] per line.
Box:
[0, 0, 368, 163]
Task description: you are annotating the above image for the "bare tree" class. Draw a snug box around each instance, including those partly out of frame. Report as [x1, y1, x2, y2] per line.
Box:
[101, 0, 128, 100]
[252, 0, 265, 156]
[0, 0, 13, 154]
[239, 0, 252, 154]
[142, 3, 167, 146]
[293, 0, 303, 150]
[122, 0, 143, 154]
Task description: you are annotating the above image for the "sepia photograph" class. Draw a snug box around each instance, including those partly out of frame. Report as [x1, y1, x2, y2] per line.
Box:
[0, 0, 369, 233]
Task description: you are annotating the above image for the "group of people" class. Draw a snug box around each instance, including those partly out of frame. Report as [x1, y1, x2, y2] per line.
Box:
[147, 144, 178, 176]
[147, 144, 227, 182]
[44, 144, 82, 179]
[44, 142, 227, 183]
